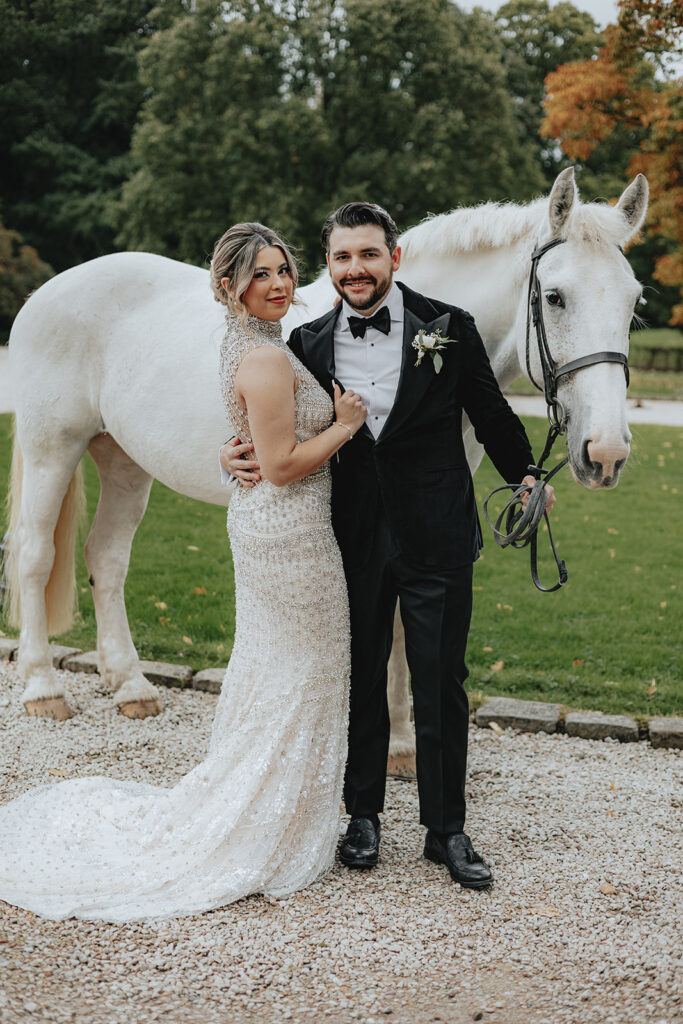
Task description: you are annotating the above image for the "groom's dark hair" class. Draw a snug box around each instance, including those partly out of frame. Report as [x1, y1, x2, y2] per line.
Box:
[322, 202, 399, 254]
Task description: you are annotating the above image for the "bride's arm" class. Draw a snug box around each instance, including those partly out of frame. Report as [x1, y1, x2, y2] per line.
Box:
[235, 346, 366, 487]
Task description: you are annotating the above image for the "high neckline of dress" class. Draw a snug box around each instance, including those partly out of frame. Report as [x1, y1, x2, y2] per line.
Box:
[225, 312, 283, 340]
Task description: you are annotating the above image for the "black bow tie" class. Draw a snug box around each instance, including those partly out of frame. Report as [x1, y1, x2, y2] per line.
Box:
[348, 305, 391, 339]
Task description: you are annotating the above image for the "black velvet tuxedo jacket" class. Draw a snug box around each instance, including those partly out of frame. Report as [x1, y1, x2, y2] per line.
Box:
[288, 282, 533, 573]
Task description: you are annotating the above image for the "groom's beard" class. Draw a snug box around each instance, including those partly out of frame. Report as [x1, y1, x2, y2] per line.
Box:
[333, 271, 392, 312]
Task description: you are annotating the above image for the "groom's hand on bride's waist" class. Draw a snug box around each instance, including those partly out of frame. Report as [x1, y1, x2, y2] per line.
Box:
[221, 437, 262, 488]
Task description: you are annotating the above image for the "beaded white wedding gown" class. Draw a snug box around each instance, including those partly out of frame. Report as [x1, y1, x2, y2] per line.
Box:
[0, 314, 350, 922]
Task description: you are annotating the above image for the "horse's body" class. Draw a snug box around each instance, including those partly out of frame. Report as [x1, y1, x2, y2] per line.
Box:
[4, 169, 647, 744]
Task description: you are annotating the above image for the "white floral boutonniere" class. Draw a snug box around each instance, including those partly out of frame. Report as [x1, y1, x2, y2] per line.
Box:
[412, 328, 457, 374]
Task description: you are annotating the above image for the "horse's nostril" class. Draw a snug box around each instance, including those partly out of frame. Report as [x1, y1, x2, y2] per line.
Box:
[582, 440, 598, 473]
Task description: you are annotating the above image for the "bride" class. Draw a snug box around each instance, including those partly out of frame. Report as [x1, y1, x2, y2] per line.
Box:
[0, 223, 366, 922]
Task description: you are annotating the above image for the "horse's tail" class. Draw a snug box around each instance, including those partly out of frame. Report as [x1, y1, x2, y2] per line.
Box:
[3, 422, 86, 635]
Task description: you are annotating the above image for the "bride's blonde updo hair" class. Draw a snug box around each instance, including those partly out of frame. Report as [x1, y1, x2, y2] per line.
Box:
[210, 222, 299, 319]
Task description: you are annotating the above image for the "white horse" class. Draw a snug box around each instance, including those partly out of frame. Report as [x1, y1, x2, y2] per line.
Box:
[3, 169, 647, 763]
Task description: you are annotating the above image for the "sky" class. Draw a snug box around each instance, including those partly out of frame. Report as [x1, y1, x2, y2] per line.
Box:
[459, 0, 620, 27]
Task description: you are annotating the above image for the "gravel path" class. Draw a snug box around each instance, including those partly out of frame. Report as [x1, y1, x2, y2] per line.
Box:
[1, 662, 681, 1024]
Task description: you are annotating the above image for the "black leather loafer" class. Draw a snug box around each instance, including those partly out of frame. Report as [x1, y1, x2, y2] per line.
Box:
[424, 830, 493, 889]
[339, 817, 380, 868]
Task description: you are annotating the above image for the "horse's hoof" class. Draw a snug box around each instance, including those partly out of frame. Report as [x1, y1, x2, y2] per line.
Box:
[119, 699, 163, 719]
[24, 697, 73, 722]
[387, 753, 417, 780]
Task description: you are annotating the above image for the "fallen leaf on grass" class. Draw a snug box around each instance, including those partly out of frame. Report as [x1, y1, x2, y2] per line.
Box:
[483, 646, 493, 652]
[488, 722, 503, 736]
[647, 679, 657, 697]
[154, 601, 168, 610]
[182, 635, 194, 645]
[194, 587, 207, 596]
[572, 659, 584, 667]
[607, 527, 619, 535]
[187, 545, 200, 552]
[159, 616, 171, 626]
[599, 883, 617, 895]
[609, 549, 616, 559]
[490, 660, 504, 672]
[659, 601, 667, 609]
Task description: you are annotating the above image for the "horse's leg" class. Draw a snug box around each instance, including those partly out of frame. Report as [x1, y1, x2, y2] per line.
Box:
[16, 444, 86, 721]
[387, 603, 417, 779]
[85, 433, 163, 719]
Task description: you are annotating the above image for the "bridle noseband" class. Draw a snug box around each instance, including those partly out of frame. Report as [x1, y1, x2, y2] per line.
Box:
[484, 236, 631, 593]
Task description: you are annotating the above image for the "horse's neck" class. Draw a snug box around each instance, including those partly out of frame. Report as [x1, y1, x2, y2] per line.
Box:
[397, 242, 530, 386]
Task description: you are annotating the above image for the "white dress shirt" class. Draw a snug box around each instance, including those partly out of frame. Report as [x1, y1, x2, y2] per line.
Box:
[334, 282, 404, 439]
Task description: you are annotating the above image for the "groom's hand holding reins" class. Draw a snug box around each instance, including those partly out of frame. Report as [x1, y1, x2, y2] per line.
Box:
[520, 474, 556, 514]
[221, 438, 261, 488]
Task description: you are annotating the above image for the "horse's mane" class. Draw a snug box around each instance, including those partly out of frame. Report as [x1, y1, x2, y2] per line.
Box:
[400, 195, 630, 260]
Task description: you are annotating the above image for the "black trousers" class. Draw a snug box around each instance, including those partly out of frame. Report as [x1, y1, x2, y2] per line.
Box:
[342, 510, 473, 834]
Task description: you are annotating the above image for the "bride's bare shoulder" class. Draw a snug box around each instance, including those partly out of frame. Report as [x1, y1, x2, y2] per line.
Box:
[235, 345, 295, 389]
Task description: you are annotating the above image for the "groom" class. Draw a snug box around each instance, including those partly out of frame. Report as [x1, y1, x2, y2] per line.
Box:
[224, 202, 553, 888]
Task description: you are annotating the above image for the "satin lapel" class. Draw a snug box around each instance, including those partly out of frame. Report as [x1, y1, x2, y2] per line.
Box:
[298, 308, 339, 399]
[377, 309, 451, 443]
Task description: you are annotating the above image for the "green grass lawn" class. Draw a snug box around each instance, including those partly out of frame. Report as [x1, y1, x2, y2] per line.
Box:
[1, 413, 681, 719]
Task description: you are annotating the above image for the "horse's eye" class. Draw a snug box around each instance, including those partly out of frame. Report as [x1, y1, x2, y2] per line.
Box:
[546, 291, 564, 308]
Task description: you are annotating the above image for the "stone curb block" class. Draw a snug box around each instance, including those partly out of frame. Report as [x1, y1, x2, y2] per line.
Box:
[140, 660, 194, 689]
[8, 643, 682, 750]
[192, 668, 227, 695]
[647, 717, 683, 750]
[49, 645, 83, 669]
[565, 711, 639, 742]
[63, 651, 99, 674]
[0, 638, 19, 661]
[476, 697, 561, 734]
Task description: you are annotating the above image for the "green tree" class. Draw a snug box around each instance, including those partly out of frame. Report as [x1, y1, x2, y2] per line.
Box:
[0, 217, 53, 342]
[0, 0, 156, 271]
[117, 0, 545, 276]
[496, 0, 602, 184]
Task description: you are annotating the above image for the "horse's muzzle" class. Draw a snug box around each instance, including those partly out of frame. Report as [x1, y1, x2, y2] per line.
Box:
[574, 436, 630, 489]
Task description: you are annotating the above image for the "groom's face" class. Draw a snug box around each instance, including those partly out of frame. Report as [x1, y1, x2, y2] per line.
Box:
[326, 224, 401, 315]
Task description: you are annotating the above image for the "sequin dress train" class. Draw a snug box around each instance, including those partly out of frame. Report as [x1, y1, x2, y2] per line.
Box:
[0, 314, 350, 922]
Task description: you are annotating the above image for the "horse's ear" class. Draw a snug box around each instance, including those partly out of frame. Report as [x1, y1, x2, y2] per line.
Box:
[547, 167, 577, 237]
[616, 173, 648, 238]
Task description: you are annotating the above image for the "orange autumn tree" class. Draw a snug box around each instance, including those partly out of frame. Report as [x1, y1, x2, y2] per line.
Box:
[541, 0, 683, 324]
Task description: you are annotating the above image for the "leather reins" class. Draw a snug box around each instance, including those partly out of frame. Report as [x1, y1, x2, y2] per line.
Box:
[483, 237, 630, 593]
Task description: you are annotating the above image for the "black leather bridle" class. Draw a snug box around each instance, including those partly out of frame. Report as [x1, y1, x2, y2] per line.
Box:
[484, 237, 630, 592]
[525, 237, 629, 428]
